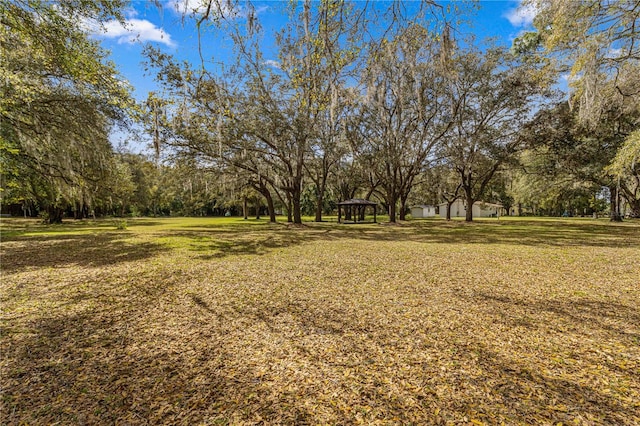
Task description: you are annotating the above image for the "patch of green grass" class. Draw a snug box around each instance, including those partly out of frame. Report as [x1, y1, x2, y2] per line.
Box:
[1, 216, 639, 424]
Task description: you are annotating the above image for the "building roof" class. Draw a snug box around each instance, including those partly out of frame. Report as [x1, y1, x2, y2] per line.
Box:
[411, 205, 435, 209]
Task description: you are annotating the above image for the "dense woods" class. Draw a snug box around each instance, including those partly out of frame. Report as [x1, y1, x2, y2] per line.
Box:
[2, 0, 639, 222]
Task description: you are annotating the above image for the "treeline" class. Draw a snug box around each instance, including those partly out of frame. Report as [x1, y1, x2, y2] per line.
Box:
[3, 153, 244, 220]
[2, 148, 610, 220]
[1, 1, 638, 223]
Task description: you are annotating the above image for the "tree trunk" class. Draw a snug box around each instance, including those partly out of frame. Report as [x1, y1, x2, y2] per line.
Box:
[266, 196, 275, 222]
[74, 201, 85, 219]
[619, 183, 640, 218]
[292, 191, 302, 224]
[315, 194, 324, 222]
[465, 190, 474, 222]
[314, 173, 329, 222]
[255, 181, 277, 223]
[261, 188, 276, 222]
[286, 194, 293, 222]
[610, 185, 623, 222]
[47, 206, 64, 224]
[388, 199, 397, 223]
[399, 193, 408, 221]
[626, 198, 640, 218]
[255, 198, 261, 219]
[517, 203, 522, 216]
[339, 184, 351, 205]
[446, 201, 454, 221]
[243, 196, 248, 220]
[75, 203, 85, 220]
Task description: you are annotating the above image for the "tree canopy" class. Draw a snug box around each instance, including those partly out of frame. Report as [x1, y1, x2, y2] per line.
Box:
[1, 0, 133, 222]
[3, 0, 638, 222]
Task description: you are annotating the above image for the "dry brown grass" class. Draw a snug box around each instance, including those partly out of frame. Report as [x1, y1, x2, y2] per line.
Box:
[1, 217, 639, 425]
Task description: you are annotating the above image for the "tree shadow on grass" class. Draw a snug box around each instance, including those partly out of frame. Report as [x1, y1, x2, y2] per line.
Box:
[1, 310, 314, 425]
[187, 231, 316, 259]
[448, 290, 640, 422]
[186, 291, 429, 422]
[464, 343, 638, 424]
[395, 219, 640, 248]
[5, 273, 637, 424]
[0, 232, 168, 273]
[148, 219, 640, 260]
[462, 291, 640, 344]
[2, 280, 315, 424]
[0, 219, 166, 239]
[184, 286, 640, 424]
[403, 219, 640, 248]
[2, 219, 637, 269]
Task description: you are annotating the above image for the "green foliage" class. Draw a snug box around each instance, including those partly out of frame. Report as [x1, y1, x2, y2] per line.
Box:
[511, 31, 541, 55]
[436, 45, 548, 220]
[521, 0, 640, 126]
[144, 1, 461, 224]
[358, 22, 456, 221]
[506, 1, 640, 218]
[0, 0, 133, 222]
[518, 101, 640, 218]
[609, 130, 640, 177]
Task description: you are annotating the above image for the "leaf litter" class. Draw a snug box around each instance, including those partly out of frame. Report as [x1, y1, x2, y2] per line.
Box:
[1, 218, 639, 425]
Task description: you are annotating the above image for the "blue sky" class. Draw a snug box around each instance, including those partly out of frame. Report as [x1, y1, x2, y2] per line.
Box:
[91, 0, 537, 151]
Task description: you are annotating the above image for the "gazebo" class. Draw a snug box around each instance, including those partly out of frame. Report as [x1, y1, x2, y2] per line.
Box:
[337, 199, 378, 223]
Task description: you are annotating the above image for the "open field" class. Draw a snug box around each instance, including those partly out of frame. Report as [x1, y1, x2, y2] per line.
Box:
[1, 216, 639, 425]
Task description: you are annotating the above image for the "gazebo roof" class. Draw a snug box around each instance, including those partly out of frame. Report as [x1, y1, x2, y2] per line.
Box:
[337, 198, 378, 206]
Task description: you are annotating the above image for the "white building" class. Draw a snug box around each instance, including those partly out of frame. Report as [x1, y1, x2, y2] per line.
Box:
[438, 200, 503, 218]
[410, 205, 438, 218]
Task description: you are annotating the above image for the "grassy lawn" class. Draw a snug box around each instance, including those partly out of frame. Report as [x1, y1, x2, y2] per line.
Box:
[1, 216, 639, 425]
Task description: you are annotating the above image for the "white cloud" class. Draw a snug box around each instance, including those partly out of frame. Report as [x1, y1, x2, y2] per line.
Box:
[263, 59, 281, 70]
[166, 0, 240, 18]
[91, 18, 176, 47]
[124, 7, 139, 19]
[504, 2, 538, 28]
[165, 0, 267, 20]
